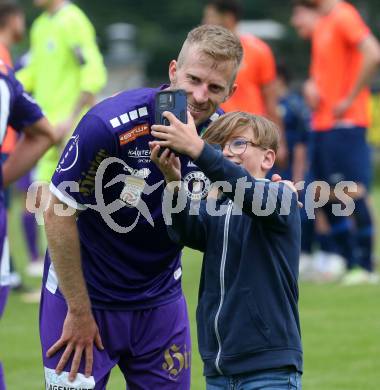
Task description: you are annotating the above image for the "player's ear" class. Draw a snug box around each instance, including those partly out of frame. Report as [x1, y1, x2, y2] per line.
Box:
[169, 60, 177, 84]
[226, 83, 237, 100]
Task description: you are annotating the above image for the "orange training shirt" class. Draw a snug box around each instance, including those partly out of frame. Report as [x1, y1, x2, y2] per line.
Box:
[221, 34, 276, 115]
[310, 1, 370, 131]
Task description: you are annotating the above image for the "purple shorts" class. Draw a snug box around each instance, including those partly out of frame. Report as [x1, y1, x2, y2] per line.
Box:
[40, 289, 191, 390]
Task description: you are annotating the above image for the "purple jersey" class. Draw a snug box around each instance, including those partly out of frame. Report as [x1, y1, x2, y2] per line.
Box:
[46, 86, 222, 310]
[0, 66, 43, 286]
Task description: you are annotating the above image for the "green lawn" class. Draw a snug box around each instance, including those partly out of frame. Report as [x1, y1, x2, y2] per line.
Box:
[0, 188, 379, 389]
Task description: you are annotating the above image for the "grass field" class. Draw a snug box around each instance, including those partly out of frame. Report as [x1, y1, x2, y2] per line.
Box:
[0, 188, 379, 389]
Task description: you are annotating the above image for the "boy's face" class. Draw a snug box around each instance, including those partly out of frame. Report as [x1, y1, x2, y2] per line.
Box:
[222, 128, 275, 178]
[169, 45, 237, 125]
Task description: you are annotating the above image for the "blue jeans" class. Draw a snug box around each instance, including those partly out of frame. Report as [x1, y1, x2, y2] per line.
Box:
[206, 368, 302, 390]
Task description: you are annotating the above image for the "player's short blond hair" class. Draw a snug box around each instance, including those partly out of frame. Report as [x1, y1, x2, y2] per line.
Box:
[177, 25, 243, 84]
[203, 111, 279, 153]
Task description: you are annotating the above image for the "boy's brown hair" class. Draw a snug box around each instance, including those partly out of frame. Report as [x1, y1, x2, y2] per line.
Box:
[203, 111, 279, 152]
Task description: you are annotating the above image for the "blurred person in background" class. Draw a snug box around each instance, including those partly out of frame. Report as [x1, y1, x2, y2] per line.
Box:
[16, 0, 107, 276]
[202, 0, 288, 168]
[0, 1, 44, 283]
[291, 4, 346, 283]
[0, 62, 59, 390]
[272, 62, 309, 184]
[292, 0, 380, 285]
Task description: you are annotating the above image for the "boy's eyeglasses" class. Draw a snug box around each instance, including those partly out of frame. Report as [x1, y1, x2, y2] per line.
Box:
[225, 139, 266, 155]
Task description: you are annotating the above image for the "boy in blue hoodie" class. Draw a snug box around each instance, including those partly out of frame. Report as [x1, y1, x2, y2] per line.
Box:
[150, 111, 302, 390]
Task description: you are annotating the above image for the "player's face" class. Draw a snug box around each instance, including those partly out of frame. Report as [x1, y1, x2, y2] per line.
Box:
[33, 0, 54, 8]
[222, 127, 274, 178]
[169, 45, 236, 125]
[291, 6, 319, 39]
[10, 13, 25, 43]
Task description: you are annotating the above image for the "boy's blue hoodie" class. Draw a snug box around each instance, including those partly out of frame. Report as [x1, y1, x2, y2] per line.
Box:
[167, 143, 302, 377]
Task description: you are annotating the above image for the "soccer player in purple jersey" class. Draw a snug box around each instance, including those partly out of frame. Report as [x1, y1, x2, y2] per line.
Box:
[0, 62, 56, 390]
[41, 25, 243, 389]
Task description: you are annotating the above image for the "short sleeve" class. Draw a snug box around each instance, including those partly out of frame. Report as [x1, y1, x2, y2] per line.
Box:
[336, 5, 370, 46]
[6, 73, 43, 131]
[50, 114, 117, 209]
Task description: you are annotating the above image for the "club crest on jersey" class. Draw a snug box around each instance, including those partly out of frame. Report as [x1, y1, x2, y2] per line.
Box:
[119, 123, 149, 146]
[183, 171, 210, 201]
[56, 135, 80, 173]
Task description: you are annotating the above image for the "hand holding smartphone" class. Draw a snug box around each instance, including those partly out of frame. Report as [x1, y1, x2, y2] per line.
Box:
[155, 89, 187, 126]
[154, 90, 187, 157]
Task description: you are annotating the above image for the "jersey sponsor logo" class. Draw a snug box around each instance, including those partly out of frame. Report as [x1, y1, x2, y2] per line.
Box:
[183, 171, 210, 200]
[162, 344, 191, 381]
[123, 165, 151, 179]
[128, 147, 151, 163]
[56, 135, 80, 173]
[119, 123, 149, 146]
[128, 148, 150, 159]
[119, 166, 151, 207]
[77, 148, 110, 196]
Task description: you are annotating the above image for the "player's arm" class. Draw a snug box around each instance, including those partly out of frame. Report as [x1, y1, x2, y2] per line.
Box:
[292, 143, 307, 184]
[43, 114, 115, 381]
[151, 112, 299, 227]
[262, 80, 281, 126]
[150, 144, 208, 251]
[334, 34, 380, 118]
[333, 4, 380, 117]
[44, 194, 104, 381]
[1, 72, 57, 186]
[2, 118, 54, 186]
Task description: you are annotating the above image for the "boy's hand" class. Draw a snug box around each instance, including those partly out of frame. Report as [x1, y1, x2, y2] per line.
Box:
[149, 143, 181, 183]
[151, 111, 204, 160]
[271, 174, 303, 208]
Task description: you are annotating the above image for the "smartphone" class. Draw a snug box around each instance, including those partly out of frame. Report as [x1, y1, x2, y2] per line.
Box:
[155, 89, 187, 126]
[154, 89, 187, 156]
